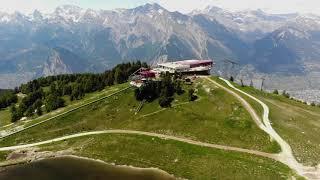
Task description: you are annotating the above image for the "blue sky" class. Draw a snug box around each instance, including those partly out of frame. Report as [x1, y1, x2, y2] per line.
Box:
[0, 0, 320, 14]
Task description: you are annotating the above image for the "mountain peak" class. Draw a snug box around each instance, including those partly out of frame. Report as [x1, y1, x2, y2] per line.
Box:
[131, 3, 166, 14]
[144, 3, 164, 10]
[32, 10, 43, 20]
[204, 5, 224, 13]
[54, 4, 84, 22]
[54, 4, 83, 15]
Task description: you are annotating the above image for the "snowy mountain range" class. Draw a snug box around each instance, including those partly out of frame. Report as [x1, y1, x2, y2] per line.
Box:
[192, 6, 300, 41]
[0, 3, 320, 102]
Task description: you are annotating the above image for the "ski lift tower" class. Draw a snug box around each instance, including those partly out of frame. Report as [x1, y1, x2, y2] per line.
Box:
[260, 77, 265, 91]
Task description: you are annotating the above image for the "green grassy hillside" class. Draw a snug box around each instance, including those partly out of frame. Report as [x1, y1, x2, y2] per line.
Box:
[2, 76, 314, 179]
[215, 77, 320, 166]
[0, 84, 127, 130]
[0, 78, 278, 153]
[0, 109, 11, 126]
[37, 134, 298, 180]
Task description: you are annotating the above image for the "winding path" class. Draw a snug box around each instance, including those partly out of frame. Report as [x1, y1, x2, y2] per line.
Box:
[204, 77, 268, 132]
[0, 130, 276, 159]
[208, 77, 320, 179]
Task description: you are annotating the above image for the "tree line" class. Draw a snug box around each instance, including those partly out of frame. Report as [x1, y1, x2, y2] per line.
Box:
[134, 72, 192, 108]
[0, 90, 18, 110]
[10, 61, 148, 122]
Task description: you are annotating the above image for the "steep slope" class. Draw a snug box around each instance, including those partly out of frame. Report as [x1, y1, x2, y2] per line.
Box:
[250, 27, 303, 73]
[251, 15, 320, 73]
[43, 47, 89, 76]
[192, 14, 249, 61]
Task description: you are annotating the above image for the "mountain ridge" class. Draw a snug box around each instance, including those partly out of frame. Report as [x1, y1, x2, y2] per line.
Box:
[0, 3, 319, 103]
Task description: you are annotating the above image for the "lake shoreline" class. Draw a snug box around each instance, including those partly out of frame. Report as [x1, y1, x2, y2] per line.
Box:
[0, 149, 179, 180]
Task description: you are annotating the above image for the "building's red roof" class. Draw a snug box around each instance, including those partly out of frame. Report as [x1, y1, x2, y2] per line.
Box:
[139, 70, 156, 77]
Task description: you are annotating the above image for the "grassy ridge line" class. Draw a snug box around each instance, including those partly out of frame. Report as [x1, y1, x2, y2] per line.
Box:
[0, 86, 131, 140]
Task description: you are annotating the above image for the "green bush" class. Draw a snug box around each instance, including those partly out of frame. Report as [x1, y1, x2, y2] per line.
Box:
[282, 90, 290, 98]
[159, 96, 173, 108]
[273, 89, 279, 95]
[0, 91, 18, 109]
[45, 94, 65, 112]
[188, 89, 197, 101]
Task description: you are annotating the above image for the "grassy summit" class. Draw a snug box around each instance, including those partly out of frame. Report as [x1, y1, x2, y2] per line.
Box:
[0, 78, 278, 153]
[0, 75, 312, 179]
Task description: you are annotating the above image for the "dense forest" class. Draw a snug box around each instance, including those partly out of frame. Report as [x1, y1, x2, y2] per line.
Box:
[8, 61, 148, 122]
[2, 61, 199, 123]
[0, 90, 18, 110]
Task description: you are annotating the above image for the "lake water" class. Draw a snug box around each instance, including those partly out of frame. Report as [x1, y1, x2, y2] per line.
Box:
[0, 156, 176, 180]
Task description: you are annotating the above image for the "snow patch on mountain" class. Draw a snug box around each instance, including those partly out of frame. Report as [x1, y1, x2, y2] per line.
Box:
[191, 6, 302, 41]
[0, 15, 10, 23]
[276, 28, 310, 40]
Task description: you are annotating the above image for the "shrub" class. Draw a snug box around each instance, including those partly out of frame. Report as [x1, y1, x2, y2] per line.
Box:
[45, 94, 65, 112]
[0, 91, 18, 109]
[175, 81, 185, 95]
[10, 105, 22, 122]
[159, 96, 173, 108]
[273, 89, 279, 95]
[188, 89, 198, 101]
[36, 107, 43, 116]
[282, 90, 290, 98]
[25, 107, 34, 117]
